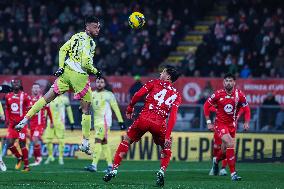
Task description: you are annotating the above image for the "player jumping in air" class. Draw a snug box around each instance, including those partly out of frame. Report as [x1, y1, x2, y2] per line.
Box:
[85, 77, 125, 173]
[15, 16, 102, 155]
[204, 73, 251, 181]
[5, 79, 31, 172]
[29, 83, 53, 166]
[44, 94, 74, 165]
[103, 66, 181, 187]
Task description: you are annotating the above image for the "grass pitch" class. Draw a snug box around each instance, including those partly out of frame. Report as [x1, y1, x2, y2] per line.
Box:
[0, 157, 283, 189]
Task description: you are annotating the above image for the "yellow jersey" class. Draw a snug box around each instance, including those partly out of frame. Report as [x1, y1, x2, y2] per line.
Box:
[91, 90, 123, 128]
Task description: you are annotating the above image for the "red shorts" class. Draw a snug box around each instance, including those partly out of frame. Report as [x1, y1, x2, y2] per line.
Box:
[127, 114, 166, 146]
[214, 122, 236, 143]
[30, 125, 45, 139]
[6, 126, 28, 142]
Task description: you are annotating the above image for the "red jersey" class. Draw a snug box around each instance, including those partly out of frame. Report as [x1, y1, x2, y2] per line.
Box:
[128, 79, 182, 139]
[205, 88, 248, 126]
[139, 79, 181, 118]
[5, 91, 31, 128]
[30, 95, 52, 128]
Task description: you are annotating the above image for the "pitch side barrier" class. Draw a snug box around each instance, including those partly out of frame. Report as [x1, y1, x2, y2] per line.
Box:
[0, 130, 283, 162]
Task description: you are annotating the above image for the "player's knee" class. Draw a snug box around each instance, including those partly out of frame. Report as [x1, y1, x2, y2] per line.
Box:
[161, 149, 172, 158]
[224, 139, 234, 148]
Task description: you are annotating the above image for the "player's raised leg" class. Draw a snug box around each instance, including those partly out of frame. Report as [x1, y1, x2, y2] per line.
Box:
[15, 88, 57, 130]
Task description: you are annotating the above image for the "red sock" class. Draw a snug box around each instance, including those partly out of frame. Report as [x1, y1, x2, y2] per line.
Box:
[160, 149, 172, 171]
[216, 148, 226, 162]
[213, 144, 221, 157]
[9, 146, 22, 159]
[226, 148, 236, 174]
[221, 159, 227, 168]
[34, 144, 41, 160]
[21, 147, 29, 167]
[113, 141, 129, 170]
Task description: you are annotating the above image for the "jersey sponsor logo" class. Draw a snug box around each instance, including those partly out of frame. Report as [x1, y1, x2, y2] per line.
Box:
[224, 104, 233, 113]
[11, 103, 19, 111]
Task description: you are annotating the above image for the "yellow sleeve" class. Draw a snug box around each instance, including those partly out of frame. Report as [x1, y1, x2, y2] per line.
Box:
[0, 102, 4, 116]
[65, 97, 74, 124]
[59, 39, 71, 68]
[81, 40, 98, 74]
[109, 93, 123, 122]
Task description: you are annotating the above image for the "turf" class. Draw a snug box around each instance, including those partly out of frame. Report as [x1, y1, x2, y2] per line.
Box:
[0, 158, 283, 189]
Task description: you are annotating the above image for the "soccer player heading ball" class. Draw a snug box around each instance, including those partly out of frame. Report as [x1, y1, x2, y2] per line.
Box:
[15, 16, 102, 155]
[204, 73, 251, 181]
[103, 66, 181, 187]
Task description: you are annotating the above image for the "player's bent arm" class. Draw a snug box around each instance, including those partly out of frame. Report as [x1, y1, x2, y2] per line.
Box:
[59, 39, 71, 69]
[66, 105, 74, 124]
[165, 105, 179, 140]
[128, 87, 148, 108]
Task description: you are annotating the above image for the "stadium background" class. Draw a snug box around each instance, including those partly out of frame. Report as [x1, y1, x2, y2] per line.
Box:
[0, 0, 283, 163]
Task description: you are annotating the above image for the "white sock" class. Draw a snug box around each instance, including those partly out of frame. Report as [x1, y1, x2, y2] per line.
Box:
[82, 139, 89, 146]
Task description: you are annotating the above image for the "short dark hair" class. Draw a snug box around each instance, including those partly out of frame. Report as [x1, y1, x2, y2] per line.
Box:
[224, 73, 236, 80]
[165, 65, 180, 82]
[85, 16, 100, 25]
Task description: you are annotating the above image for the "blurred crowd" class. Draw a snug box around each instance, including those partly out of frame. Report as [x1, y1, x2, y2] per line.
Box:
[0, 0, 213, 76]
[183, 0, 284, 78]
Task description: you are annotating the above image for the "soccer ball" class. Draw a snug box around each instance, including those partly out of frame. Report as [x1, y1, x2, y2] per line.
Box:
[128, 12, 145, 29]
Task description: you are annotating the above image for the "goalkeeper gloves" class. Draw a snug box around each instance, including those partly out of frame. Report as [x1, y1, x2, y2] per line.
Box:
[54, 68, 64, 77]
[118, 122, 126, 130]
